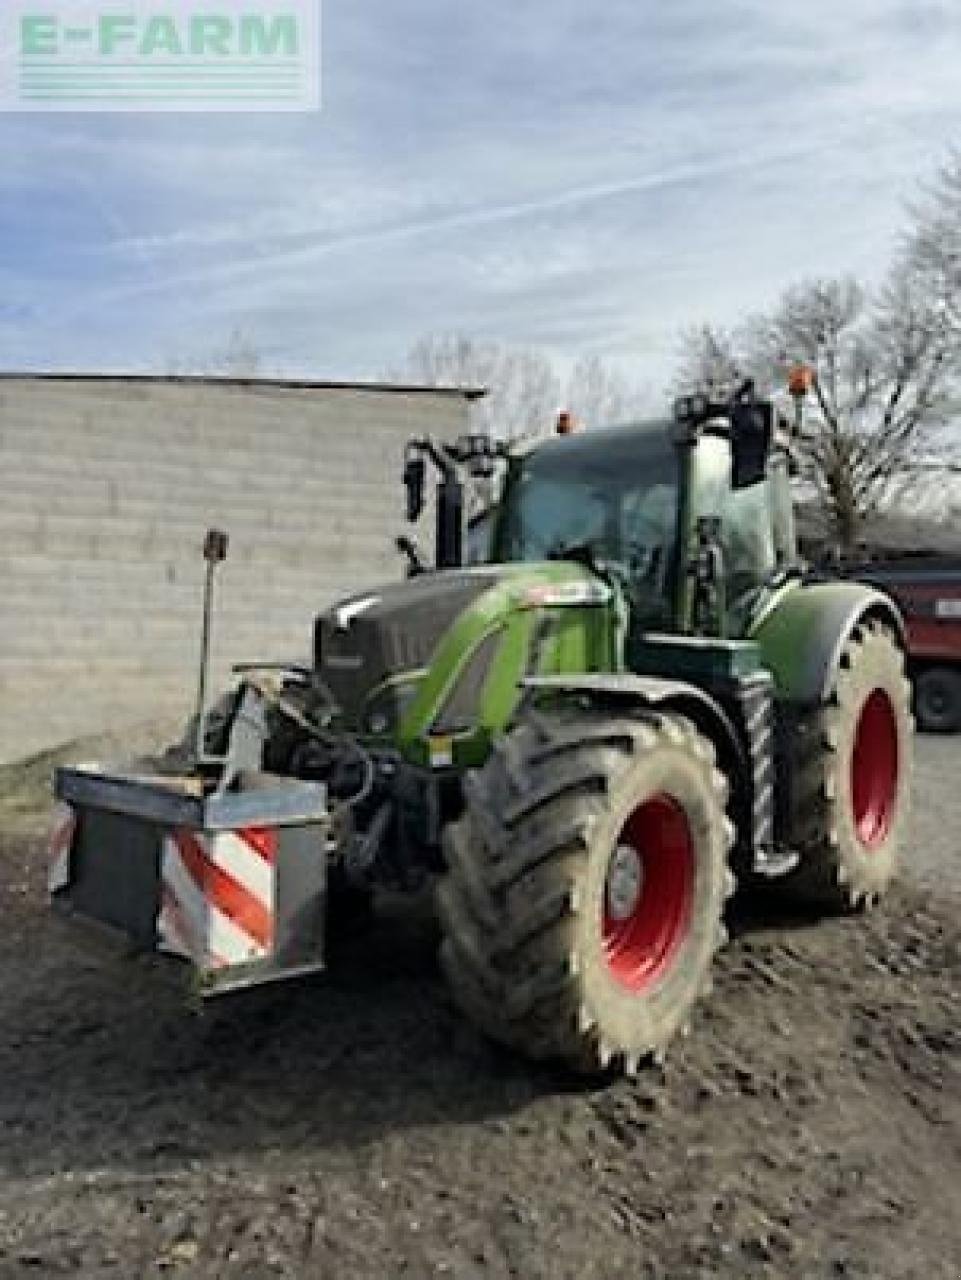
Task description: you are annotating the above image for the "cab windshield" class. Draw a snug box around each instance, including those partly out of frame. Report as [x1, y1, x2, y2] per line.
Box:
[495, 423, 680, 628]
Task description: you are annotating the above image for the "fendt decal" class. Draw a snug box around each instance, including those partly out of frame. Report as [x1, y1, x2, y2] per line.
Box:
[519, 581, 612, 610]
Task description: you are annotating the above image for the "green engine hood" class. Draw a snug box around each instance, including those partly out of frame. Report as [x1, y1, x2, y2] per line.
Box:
[315, 562, 618, 764]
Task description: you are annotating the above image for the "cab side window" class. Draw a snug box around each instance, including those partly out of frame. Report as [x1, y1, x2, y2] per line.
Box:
[620, 484, 677, 629]
[692, 436, 777, 634]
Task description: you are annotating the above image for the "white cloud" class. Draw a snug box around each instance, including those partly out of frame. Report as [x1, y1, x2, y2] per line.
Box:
[1, 0, 959, 398]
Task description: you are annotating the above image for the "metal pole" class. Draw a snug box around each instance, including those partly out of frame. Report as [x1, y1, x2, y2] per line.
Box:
[194, 529, 229, 762]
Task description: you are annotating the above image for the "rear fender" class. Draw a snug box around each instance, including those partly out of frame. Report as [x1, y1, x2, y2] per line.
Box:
[750, 582, 905, 707]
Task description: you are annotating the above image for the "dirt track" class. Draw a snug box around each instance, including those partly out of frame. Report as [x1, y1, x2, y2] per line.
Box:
[0, 739, 958, 1279]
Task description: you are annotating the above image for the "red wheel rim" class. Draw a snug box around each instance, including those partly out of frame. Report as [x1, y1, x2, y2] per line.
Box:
[850, 690, 899, 850]
[602, 794, 695, 992]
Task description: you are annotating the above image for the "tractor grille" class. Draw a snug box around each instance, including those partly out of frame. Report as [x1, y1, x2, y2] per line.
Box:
[315, 570, 502, 723]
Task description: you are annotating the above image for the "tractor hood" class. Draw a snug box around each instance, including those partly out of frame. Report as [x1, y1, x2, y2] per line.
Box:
[315, 569, 504, 719]
[313, 563, 614, 735]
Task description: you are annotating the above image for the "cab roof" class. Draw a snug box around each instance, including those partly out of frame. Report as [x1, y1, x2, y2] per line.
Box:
[515, 418, 672, 462]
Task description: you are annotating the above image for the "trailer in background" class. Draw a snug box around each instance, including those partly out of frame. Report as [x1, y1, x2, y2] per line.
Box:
[840, 558, 961, 732]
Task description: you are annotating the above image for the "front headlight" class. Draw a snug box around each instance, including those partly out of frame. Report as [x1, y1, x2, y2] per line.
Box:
[364, 679, 421, 737]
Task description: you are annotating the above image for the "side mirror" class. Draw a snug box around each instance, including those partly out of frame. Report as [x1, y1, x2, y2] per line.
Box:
[731, 401, 772, 489]
[403, 452, 426, 522]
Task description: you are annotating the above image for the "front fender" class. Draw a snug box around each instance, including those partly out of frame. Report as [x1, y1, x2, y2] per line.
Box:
[750, 581, 904, 706]
[521, 673, 745, 777]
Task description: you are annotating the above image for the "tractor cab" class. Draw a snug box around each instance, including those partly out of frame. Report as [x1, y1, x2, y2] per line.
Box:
[492, 421, 681, 633]
[434, 383, 799, 642]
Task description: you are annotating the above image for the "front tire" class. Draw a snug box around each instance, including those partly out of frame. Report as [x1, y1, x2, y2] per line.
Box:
[437, 708, 734, 1074]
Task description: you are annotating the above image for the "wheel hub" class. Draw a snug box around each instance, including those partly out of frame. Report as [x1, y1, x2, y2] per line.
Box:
[602, 794, 695, 992]
[850, 689, 899, 850]
[606, 844, 645, 921]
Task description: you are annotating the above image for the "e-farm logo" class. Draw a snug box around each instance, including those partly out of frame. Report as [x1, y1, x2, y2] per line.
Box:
[1, 1, 320, 112]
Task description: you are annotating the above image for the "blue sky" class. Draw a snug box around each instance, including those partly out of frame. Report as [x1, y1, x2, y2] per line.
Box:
[1, 0, 960, 404]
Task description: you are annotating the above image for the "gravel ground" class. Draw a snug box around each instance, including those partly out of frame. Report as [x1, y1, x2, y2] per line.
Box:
[908, 737, 961, 890]
[0, 737, 958, 1280]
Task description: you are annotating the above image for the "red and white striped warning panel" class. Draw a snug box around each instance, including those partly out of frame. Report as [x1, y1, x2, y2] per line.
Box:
[157, 827, 278, 971]
[47, 802, 76, 895]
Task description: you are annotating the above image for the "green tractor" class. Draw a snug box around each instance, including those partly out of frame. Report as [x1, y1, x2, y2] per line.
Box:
[53, 383, 914, 1076]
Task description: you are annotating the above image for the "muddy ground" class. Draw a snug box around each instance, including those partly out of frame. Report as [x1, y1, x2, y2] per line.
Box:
[0, 738, 958, 1279]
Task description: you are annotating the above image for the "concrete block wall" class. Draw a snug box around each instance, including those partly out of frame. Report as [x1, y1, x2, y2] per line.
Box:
[0, 376, 474, 763]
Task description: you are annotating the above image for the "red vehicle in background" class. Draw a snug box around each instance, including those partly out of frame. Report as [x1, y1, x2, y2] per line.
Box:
[841, 558, 961, 732]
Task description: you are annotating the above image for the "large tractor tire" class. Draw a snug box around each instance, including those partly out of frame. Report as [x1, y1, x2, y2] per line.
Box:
[785, 620, 913, 909]
[436, 708, 735, 1075]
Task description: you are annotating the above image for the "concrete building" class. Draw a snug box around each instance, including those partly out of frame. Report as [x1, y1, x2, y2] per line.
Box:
[0, 374, 481, 763]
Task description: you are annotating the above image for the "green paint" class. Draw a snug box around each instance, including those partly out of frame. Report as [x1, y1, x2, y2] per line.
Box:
[371, 562, 617, 770]
[749, 580, 885, 701]
[633, 633, 764, 682]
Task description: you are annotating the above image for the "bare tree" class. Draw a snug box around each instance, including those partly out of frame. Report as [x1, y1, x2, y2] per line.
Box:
[394, 332, 560, 441]
[906, 150, 961, 337]
[673, 324, 745, 401]
[166, 327, 263, 378]
[565, 354, 646, 428]
[764, 275, 953, 550]
[217, 328, 263, 378]
[676, 275, 955, 553]
[395, 333, 651, 439]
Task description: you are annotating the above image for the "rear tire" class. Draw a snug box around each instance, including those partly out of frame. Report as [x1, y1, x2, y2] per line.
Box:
[436, 708, 734, 1074]
[783, 620, 913, 909]
[914, 666, 961, 734]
